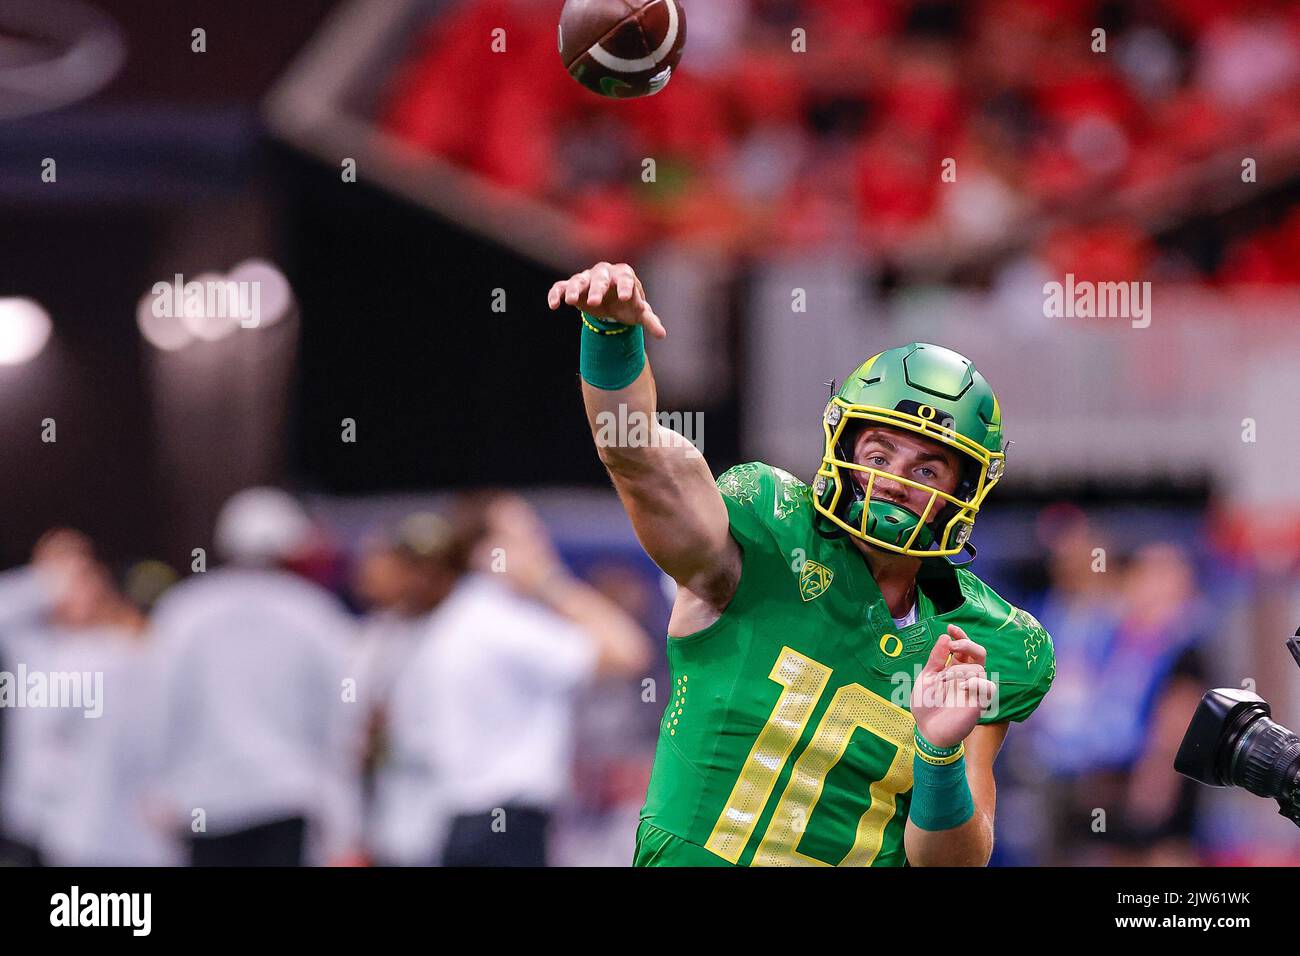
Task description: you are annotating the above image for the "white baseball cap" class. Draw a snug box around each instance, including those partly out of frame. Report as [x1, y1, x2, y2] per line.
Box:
[215, 487, 314, 567]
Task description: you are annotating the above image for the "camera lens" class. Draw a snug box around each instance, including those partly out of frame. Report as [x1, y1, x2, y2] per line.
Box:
[1229, 713, 1300, 805]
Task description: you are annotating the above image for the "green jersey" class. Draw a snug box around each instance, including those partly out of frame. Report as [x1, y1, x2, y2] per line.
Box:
[635, 461, 1056, 867]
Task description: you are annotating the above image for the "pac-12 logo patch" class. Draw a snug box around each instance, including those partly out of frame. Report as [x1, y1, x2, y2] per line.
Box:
[799, 560, 834, 602]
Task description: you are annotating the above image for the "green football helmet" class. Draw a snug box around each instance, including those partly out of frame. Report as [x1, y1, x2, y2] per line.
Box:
[812, 342, 1006, 561]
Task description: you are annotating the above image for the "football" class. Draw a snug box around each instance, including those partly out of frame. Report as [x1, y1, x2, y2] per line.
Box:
[558, 0, 686, 99]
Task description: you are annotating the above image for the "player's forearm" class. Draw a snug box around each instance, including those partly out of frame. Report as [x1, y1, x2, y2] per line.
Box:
[581, 360, 658, 473]
[903, 728, 996, 866]
[579, 340, 731, 589]
[904, 807, 994, 866]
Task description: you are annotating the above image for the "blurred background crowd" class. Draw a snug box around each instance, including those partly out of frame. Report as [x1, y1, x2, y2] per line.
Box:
[384, 0, 1300, 280]
[1, 0, 1299, 866]
[0, 492, 655, 866]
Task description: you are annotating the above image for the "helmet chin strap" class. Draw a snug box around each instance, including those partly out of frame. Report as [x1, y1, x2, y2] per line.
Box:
[941, 540, 978, 568]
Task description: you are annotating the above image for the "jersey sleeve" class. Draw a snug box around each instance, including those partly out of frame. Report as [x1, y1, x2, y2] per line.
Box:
[988, 608, 1056, 724]
[715, 461, 783, 552]
[716, 461, 813, 551]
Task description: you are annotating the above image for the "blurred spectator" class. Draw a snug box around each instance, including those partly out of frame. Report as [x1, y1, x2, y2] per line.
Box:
[0, 529, 93, 866]
[352, 513, 465, 709]
[1035, 541, 1210, 865]
[556, 559, 666, 865]
[149, 488, 361, 866]
[387, 491, 651, 866]
[1031, 511, 1123, 768]
[39, 557, 180, 866]
[349, 511, 466, 866]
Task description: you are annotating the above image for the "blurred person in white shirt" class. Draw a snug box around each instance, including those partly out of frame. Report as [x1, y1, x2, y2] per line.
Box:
[149, 488, 362, 866]
[39, 555, 182, 866]
[349, 511, 465, 865]
[0, 529, 95, 865]
[392, 491, 651, 867]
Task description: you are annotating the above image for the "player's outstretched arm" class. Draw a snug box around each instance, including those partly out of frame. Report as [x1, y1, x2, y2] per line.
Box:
[547, 262, 738, 607]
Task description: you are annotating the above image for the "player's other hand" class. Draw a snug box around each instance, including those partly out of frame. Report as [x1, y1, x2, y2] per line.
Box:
[547, 261, 666, 339]
[910, 624, 994, 750]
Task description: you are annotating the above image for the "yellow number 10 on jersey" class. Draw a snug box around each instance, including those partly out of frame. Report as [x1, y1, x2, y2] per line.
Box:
[704, 646, 916, 866]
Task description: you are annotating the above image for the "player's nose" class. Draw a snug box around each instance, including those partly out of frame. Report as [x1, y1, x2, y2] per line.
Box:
[860, 469, 908, 503]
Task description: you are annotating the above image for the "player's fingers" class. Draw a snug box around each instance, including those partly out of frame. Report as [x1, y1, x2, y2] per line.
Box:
[642, 308, 667, 339]
[947, 674, 995, 695]
[958, 677, 997, 708]
[547, 281, 568, 310]
[937, 663, 986, 683]
[587, 265, 613, 307]
[945, 637, 986, 665]
[921, 634, 952, 674]
[937, 674, 994, 708]
[563, 271, 591, 306]
[615, 272, 635, 301]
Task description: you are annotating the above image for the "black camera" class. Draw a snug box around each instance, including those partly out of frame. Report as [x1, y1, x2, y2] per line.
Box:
[1174, 633, 1300, 827]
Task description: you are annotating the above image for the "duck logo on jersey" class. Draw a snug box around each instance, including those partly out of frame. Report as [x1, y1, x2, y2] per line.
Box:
[799, 561, 834, 602]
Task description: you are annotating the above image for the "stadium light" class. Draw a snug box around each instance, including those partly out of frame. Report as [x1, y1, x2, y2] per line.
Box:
[227, 258, 294, 327]
[0, 297, 53, 365]
[179, 272, 239, 342]
[136, 289, 193, 352]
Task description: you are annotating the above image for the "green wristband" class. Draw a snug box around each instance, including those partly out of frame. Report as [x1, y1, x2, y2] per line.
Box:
[579, 311, 645, 391]
[909, 749, 974, 831]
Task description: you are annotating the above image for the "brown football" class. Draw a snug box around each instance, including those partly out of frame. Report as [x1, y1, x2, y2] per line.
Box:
[558, 0, 686, 99]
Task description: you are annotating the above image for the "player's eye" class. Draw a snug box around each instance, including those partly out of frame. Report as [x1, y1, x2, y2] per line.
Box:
[917, 467, 936, 479]
[867, 455, 887, 467]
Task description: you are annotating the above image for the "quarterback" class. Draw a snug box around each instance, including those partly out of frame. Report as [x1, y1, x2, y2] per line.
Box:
[547, 262, 1056, 867]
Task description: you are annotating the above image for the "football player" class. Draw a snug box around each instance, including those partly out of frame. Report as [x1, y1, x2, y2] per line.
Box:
[547, 262, 1056, 866]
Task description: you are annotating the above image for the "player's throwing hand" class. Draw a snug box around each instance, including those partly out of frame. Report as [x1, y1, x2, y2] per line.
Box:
[547, 261, 666, 338]
[911, 624, 995, 749]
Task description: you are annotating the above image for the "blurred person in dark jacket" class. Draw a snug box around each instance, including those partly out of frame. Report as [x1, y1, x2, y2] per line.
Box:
[149, 488, 361, 866]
